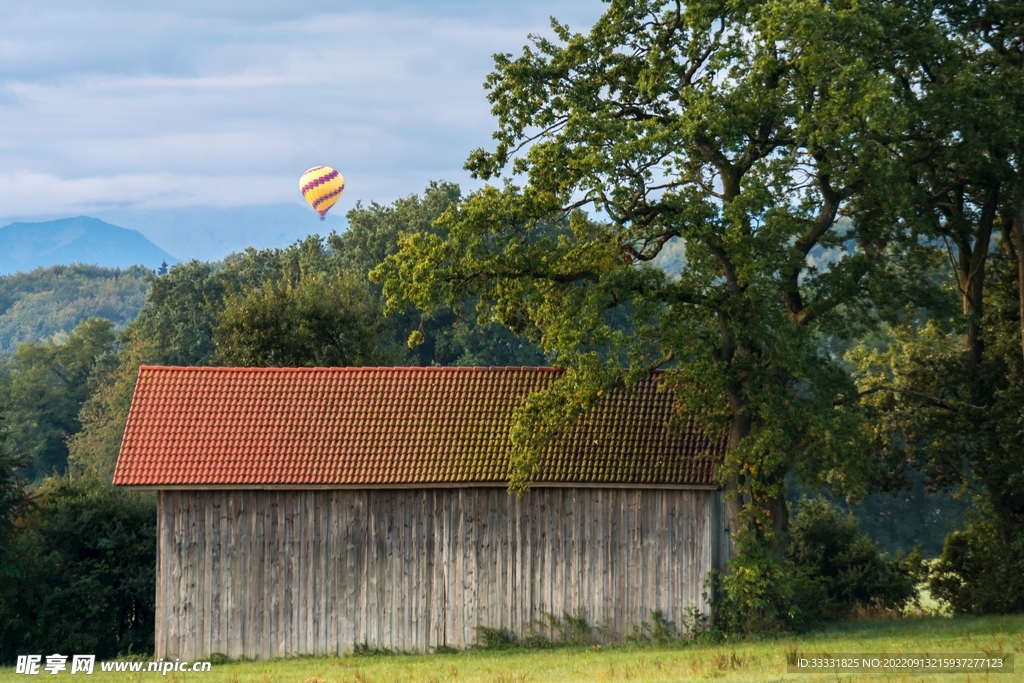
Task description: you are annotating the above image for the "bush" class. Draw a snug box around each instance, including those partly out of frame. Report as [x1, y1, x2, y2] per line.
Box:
[788, 497, 916, 624]
[474, 612, 596, 650]
[628, 608, 711, 645]
[0, 476, 156, 663]
[713, 540, 799, 635]
[928, 515, 1024, 615]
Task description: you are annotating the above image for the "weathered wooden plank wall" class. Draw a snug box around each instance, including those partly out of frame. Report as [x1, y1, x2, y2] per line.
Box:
[156, 488, 726, 659]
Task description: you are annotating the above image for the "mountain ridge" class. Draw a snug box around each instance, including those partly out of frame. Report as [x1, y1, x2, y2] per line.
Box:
[0, 216, 179, 275]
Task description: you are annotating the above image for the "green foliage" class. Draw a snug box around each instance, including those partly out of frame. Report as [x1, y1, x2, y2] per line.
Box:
[0, 476, 156, 663]
[215, 270, 399, 368]
[853, 239, 1024, 614]
[65, 334, 149, 481]
[128, 259, 227, 367]
[628, 609, 711, 645]
[0, 408, 28, 562]
[0, 265, 149, 352]
[352, 642, 394, 657]
[0, 318, 117, 480]
[344, 182, 546, 368]
[476, 612, 596, 650]
[927, 504, 1024, 615]
[788, 476, 968, 558]
[475, 626, 519, 650]
[713, 541, 798, 635]
[787, 498, 916, 624]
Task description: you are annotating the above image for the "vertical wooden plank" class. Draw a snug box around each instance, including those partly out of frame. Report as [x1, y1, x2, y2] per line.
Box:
[631, 489, 642, 629]
[266, 492, 279, 659]
[417, 490, 429, 652]
[692, 492, 701, 614]
[338, 491, 350, 653]
[383, 490, 395, 651]
[598, 488, 606, 634]
[567, 489, 577, 620]
[643, 491, 655, 623]
[317, 491, 328, 654]
[504, 491, 514, 637]
[242, 492, 255, 659]
[286, 491, 297, 656]
[227, 490, 238, 660]
[467, 488, 479, 646]
[513, 491, 524, 638]
[383, 490, 393, 650]
[669, 491, 680, 621]
[206, 493, 218, 657]
[430, 490, 444, 650]
[586, 489, 594, 635]
[367, 490, 379, 648]
[549, 487, 558, 624]
[403, 490, 414, 652]
[347, 490, 360, 651]
[702, 491, 710, 612]
[301, 492, 311, 655]
[191, 494, 204, 661]
[556, 488, 567, 620]
[238, 492, 249, 658]
[452, 489, 465, 647]
[198, 492, 212, 659]
[490, 488, 502, 634]
[327, 491, 339, 655]
[571, 489, 581, 622]
[181, 492, 194, 660]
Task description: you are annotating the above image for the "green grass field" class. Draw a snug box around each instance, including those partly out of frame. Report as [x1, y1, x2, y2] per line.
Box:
[2, 615, 1021, 683]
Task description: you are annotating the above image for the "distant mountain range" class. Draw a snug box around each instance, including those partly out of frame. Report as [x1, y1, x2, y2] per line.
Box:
[0, 216, 179, 275]
[0, 203, 346, 264]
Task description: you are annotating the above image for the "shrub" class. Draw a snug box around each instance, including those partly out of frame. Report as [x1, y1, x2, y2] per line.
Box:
[475, 626, 519, 650]
[788, 497, 916, 624]
[928, 514, 1024, 615]
[713, 541, 798, 634]
[629, 608, 711, 644]
[475, 612, 596, 650]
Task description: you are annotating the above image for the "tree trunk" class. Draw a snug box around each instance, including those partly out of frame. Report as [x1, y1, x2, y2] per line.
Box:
[957, 185, 998, 376]
[959, 240, 987, 373]
[766, 464, 791, 558]
[722, 410, 751, 559]
[1015, 199, 1024, 365]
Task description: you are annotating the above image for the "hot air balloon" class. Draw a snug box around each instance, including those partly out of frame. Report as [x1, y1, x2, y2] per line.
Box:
[300, 166, 345, 220]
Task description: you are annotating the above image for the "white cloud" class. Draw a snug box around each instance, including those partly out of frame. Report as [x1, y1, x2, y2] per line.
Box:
[0, 170, 291, 213]
[0, 1, 603, 222]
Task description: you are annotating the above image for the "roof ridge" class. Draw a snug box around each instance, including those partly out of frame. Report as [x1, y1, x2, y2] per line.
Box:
[138, 365, 565, 373]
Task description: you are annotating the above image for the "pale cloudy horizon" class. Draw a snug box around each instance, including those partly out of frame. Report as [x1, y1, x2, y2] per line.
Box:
[0, 1, 601, 258]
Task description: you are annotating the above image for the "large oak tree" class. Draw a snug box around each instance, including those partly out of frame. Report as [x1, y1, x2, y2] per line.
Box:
[376, 0, 926, 603]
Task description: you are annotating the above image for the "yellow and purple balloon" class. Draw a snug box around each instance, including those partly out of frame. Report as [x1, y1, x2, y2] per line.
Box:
[299, 166, 345, 220]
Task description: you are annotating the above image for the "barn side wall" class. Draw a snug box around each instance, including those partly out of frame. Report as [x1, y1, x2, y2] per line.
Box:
[155, 488, 726, 659]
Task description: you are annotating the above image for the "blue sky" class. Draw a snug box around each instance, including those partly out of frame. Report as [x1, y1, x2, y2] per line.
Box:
[0, 1, 601, 256]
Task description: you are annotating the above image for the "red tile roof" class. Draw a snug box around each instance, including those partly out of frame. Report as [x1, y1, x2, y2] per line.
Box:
[113, 366, 722, 488]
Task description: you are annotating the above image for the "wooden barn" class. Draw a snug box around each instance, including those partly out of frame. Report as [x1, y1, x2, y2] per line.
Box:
[113, 366, 729, 659]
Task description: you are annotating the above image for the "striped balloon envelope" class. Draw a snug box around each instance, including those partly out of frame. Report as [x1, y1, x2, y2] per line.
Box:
[299, 166, 345, 220]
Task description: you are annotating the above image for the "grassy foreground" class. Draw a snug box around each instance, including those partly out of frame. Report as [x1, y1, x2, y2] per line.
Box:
[2, 615, 1021, 683]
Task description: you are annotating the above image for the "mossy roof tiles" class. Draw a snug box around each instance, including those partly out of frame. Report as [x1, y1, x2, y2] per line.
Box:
[112, 366, 722, 488]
